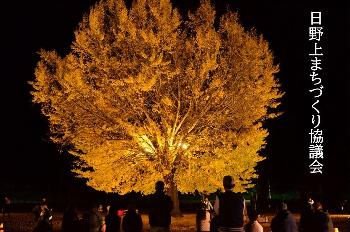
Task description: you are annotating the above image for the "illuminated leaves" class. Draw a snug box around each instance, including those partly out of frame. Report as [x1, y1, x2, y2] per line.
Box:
[31, 0, 282, 194]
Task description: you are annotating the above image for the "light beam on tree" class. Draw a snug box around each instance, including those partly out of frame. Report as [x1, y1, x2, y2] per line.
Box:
[31, 0, 283, 215]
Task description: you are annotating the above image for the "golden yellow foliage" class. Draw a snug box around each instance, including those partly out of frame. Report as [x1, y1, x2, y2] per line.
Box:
[31, 0, 282, 196]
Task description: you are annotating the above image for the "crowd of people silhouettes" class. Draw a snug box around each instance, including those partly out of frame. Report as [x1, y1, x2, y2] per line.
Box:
[2, 176, 343, 232]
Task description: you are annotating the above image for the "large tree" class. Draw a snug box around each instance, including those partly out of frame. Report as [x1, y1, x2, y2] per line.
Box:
[31, 0, 282, 214]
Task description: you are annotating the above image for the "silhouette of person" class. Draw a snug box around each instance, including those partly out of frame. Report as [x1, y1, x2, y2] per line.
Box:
[122, 203, 142, 232]
[312, 201, 333, 232]
[62, 205, 80, 232]
[347, 217, 350, 232]
[2, 196, 11, 220]
[148, 181, 173, 232]
[33, 198, 49, 223]
[270, 202, 298, 232]
[299, 198, 314, 232]
[33, 205, 53, 232]
[196, 202, 211, 232]
[213, 176, 245, 232]
[105, 204, 121, 232]
[87, 203, 106, 232]
[244, 209, 263, 232]
[202, 195, 214, 212]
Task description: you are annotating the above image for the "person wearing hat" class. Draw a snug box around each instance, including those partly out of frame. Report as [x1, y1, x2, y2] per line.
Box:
[213, 175, 245, 232]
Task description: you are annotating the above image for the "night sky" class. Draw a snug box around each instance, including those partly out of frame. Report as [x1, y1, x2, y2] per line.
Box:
[1, 0, 349, 201]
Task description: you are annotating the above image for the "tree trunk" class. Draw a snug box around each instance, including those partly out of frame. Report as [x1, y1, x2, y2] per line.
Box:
[166, 179, 183, 217]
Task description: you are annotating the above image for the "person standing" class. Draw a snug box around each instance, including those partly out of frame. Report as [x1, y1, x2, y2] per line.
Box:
[202, 196, 214, 212]
[33, 205, 53, 232]
[196, 202, 212, 232]
[88, 204, 106, 232]
[122, 203, 142, 232]
[105, 204, 121, 232]
[312, 201, 333, 232]
[148, 181, 173, 232]
[214, 175, 245, 232]
[2, 196, 11, 220]
[347, 217, 350, 232]
[62, 205, 80, 232]
[244, 210, 263, 232]
[270, 202, 298, 232]
[33, 197, 49, 222]
[299, 198, 314, 232]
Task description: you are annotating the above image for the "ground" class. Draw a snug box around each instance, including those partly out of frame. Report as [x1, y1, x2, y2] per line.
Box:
[1, 212, 350, 231]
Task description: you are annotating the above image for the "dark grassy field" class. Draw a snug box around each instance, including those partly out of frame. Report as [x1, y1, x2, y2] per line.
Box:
[2, 213, 349, 232]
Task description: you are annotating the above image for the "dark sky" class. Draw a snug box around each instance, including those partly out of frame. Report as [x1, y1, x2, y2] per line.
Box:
[1, 0, 349, 199]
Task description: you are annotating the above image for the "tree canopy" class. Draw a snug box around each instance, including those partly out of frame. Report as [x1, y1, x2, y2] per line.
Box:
[31, 0, 282, 195]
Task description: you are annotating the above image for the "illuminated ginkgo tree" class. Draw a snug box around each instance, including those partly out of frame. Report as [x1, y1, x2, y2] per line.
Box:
[32, 0, 282, 213]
